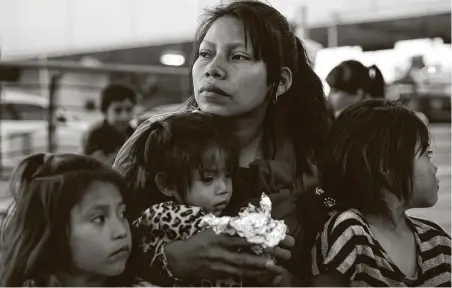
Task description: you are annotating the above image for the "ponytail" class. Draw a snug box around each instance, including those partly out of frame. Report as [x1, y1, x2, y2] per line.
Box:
[367, 64, 385, 98]
[327, 60, 386, 99]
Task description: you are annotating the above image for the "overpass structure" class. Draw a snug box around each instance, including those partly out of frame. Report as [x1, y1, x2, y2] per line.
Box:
[0, 0, 450, 108]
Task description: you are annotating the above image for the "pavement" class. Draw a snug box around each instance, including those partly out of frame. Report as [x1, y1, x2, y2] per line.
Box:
[0, 123, 450, 231]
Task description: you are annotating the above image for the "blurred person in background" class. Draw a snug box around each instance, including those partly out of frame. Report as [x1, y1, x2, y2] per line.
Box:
[80, 83, 137, 166]
[326, 60, 385, 116]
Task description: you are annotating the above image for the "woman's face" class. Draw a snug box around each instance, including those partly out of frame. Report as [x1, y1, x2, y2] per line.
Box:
[192, 16, 269, 117]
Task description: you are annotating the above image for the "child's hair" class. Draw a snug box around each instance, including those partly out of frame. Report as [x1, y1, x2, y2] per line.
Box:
[319, 99, 430, 218]
[1, 154, 47, 238]
[124, 112, 238, 217]
[100, 83, 137, 113]
[326, 60, 385, 98]
[0, 153, 133, 286]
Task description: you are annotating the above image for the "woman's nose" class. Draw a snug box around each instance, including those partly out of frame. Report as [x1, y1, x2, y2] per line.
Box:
[205, 57, 226, 80]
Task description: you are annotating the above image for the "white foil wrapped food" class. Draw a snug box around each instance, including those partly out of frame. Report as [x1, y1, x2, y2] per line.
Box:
[201, 193, 287, 248]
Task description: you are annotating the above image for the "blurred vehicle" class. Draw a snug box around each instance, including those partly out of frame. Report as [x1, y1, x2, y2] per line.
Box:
[0, 89, 91, 169]
[131, 103, 184, 128]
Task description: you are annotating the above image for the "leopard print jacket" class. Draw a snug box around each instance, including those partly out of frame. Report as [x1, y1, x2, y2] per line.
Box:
[134, 201, 242, 287]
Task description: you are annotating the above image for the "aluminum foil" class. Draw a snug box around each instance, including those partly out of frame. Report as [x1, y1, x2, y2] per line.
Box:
[201, 193, 287, 249]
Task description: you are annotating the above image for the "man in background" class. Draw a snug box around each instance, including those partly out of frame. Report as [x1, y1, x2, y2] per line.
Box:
[80, 83, 137, 166]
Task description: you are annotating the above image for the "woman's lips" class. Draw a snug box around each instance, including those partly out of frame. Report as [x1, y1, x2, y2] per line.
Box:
[200, 85, 230, 97]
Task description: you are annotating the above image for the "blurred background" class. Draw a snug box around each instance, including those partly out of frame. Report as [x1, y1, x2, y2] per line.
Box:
[0, 0, 450, 230]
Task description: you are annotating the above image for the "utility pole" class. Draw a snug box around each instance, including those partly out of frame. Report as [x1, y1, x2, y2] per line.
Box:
[327, 12, 339, 48]
[47, 73, 60, 153]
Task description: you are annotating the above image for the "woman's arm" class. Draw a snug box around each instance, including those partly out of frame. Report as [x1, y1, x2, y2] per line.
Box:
[310, 272, 349, 287]
[163, 230, 292, 280]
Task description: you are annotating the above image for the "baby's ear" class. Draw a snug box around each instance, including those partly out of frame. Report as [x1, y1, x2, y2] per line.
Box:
[154, 172, 177, 198]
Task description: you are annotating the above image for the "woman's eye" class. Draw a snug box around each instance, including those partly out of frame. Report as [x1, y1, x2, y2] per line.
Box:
[199, 51, 212, 59]
[428, 150, 433, 158]
[232, 54, 251, 60]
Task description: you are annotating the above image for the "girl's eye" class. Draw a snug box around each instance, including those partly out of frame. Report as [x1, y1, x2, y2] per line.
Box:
[428, 150, 433, 158]
[119, 209, 127, 220]
[201, 177, 214, 184]
[92, 215, 106, 224]
[225, 173, 232, 179]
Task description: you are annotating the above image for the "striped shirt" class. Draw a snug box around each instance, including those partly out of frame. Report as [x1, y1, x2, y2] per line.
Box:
[311, 209, 451, 287]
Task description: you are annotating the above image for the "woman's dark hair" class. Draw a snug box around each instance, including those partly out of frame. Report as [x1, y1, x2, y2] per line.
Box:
[326, 60, 385, 98]
[0, 154, 134, 287]
[124, 112, 238, 217]
[319, 99, 430, 219]
[183, 0, 332, 177]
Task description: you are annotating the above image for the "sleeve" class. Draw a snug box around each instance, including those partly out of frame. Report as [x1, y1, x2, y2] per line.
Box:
[80, 127, 99, 155]
[133, 203, 207, 286]
[311, 212, 372, 280]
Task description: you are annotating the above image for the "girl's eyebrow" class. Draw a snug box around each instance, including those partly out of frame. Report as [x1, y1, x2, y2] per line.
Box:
[85, 201, 125, 213]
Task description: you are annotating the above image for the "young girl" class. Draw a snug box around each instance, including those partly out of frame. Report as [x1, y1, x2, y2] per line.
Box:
[126, 112, 245, 286]
[0, 153, 149, 286]
[310, 99, 451, 286]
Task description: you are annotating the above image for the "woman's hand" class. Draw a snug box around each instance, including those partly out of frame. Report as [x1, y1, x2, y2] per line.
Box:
[270, 268, 301, 286]
[265, 235, 295, 262]
[164, 229, 287, 280]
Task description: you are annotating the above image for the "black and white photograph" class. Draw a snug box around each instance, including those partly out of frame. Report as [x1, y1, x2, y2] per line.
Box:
[0, 0, 450, 286]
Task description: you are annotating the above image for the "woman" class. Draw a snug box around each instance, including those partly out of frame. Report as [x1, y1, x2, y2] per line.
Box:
[114, 0, 331, 285]
[326, 60, 385, 116]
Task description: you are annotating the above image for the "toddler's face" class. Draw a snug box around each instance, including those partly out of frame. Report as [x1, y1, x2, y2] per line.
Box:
[185, 168, 233, 216]
[184, 149, 233, 216]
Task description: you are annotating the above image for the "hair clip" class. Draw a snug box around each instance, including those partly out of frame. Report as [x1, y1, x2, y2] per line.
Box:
[324, 197, 337, 208]
[369, 67, 376, 79]
[315, 187, 324, 195]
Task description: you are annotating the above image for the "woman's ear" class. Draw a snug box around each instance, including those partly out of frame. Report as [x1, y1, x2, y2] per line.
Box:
[155, 172, 178, 198]
[276, 67, 293, 98]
